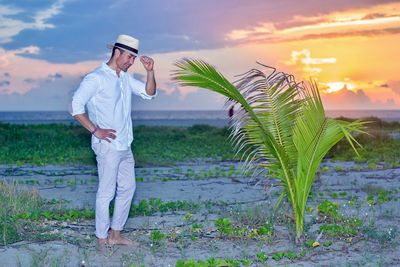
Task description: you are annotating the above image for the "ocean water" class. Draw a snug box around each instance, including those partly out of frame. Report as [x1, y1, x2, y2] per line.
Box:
[0, 110, 399, 127]
[0, 110, 229, 127]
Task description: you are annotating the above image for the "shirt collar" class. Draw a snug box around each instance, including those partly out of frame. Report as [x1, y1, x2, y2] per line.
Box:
[102, 62, 123, 77]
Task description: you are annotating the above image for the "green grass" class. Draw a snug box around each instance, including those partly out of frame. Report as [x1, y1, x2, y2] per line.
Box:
[16, 198, 200, 222]
[1, 117, 399, 166]
[150, 230, 167, 243]
[0, 181, 201, 245]
[0, 181, 44, 245]
[327, 117, 400, 163]
[214, 217, 274, 240]
[319, 219, 362, 238]
[0, 123, 235, 166]
[176, 258, 241, 267]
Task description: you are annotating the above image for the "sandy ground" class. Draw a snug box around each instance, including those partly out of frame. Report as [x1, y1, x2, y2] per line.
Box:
[0, 160, 399, 267]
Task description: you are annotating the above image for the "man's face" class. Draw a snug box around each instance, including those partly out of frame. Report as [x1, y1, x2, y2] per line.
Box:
[116, 50, 136, 72]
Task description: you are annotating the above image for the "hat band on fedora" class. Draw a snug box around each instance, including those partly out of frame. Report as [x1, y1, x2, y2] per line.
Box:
[114, 42, 138, 54]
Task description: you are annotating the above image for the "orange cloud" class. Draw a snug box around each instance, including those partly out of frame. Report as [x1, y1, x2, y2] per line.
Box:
[225, 2, 400, 44]
[284, 49, 336, 77]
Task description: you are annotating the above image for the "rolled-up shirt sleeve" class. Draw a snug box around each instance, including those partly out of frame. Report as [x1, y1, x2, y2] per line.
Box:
[71, 74, 100, 116]
[129, 75, 156, 100]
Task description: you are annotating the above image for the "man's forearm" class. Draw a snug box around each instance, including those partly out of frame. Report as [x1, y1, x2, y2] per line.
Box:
[73, 113, 116, 142]
[145, 70, 156, 96]
[74, 113, 97, 134]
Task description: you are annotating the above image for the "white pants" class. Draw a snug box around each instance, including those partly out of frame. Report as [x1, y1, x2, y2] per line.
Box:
[92, 143, 136, 239]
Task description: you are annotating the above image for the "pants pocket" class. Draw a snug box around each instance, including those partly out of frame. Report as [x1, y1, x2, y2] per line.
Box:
[92, 143, 109, 157]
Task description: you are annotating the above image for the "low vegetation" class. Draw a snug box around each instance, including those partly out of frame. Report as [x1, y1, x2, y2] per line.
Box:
[1, 117, 399, 167]
[0, 123, 234, 166]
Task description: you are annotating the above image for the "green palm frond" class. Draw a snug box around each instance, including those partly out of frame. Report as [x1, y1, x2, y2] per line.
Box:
[172, 58, 243, 104]
[172, 58, 367, 242]
[172, 58, 284, 163]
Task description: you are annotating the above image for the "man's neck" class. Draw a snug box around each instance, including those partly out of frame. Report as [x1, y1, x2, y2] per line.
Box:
[106, 60, 121, 77]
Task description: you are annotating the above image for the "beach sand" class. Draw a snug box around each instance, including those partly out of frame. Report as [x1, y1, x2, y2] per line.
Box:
[0, 160, 399, 266]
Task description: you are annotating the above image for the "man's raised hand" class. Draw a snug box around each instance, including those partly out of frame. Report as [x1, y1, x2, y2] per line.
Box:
[140, 56, 154, 72]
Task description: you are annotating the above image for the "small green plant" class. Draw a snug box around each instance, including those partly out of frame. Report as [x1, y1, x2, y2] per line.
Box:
[317, 200, 341, 221]
[347, 195, 359, 206]
[284, 251, 297, 260]
[271, 250, 299, 261]
[367, 195, 375, 205]
[377, 190, 391, 204]
[367, 161, 378, 170]
[329, 192, 338, 199]
[256, 251, 268, 262]
[183, 212, 193, 221]
[320, 218, 362, 238]
[320, 166, 330, 173]
[190, 223, 203, 240]
[272, 252, 285, 261]
[305, 240, 314, 247]
[306, 206, 314, 214]
[257, 222, 274, 237]
[240, 258, 252, 266]
[334, 165, 344, 172]
[150, 230, 167, 245]
[353, 165, 362, 171]
[215, 218, 233, 235]
[176, 258, 240, 267]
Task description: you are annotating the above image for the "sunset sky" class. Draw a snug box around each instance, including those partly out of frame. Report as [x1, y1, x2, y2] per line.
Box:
[0, 0, 399, 111]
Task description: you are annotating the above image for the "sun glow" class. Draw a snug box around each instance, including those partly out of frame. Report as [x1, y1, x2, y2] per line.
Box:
[326, 82, 355, 93]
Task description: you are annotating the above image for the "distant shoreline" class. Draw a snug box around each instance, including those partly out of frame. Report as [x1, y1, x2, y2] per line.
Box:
[1, 110, 400, 126]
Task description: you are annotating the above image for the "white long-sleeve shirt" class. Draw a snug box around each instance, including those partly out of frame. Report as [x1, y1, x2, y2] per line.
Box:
[71, 62, 156, 150]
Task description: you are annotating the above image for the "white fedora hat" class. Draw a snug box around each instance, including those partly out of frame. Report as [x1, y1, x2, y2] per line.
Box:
[107, 34, 139, 56]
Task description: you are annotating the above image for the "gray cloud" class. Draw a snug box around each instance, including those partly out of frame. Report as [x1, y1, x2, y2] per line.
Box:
[0, 80, 10, 87]
[48, 73, 63, 79]
[0, 75, 79, 111]
[322, 88, 398, 109]
[5, 0, 399, 63]
[45, 72, 63, 82]
[24, 78, 36, 84]
[0, 72, 225, 111]
[133, 88, 225, 111]
[133, 73, 145, 83]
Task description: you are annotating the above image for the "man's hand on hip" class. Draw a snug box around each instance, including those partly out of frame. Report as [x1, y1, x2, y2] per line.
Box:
[93, 128, 117, 143]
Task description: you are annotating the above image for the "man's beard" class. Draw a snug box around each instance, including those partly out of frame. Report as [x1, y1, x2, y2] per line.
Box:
[122, 65, 131, 72]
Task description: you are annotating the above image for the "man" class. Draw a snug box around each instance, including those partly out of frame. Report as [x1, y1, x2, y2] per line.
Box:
[71, 34, 156, 246]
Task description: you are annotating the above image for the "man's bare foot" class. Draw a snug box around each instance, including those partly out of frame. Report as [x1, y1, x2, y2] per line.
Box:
[108, 236, 134, 245]
[97, 238, 109, 252]
[98, 238, 108, 246]
[108, 229, 137, 246]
